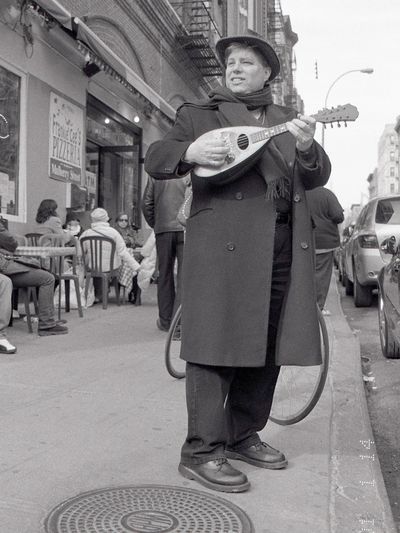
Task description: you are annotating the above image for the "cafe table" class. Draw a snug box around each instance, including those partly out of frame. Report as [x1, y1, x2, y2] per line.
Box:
[15, 245, 78, 320]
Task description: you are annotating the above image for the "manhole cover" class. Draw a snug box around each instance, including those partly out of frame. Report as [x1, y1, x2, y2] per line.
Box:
[45, 484, 254, 532]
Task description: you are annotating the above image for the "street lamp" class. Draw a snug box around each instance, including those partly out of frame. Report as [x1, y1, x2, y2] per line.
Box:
[321, 68, 374, 147]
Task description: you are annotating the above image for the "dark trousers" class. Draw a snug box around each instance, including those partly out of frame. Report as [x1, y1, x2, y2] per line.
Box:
[155, 231, 184, 329]
[181, 223, 292, 465]
[315, 251, 334, 310]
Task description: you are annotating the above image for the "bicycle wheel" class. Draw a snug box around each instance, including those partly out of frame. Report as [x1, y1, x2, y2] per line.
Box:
[165, 305, 186, 379]
[269, 307, 330, 425]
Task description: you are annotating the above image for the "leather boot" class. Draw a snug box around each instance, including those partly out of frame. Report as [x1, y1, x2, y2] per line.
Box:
[178, 458, 250, 493]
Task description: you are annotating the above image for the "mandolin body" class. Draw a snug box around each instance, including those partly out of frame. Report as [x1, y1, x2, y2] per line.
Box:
[194, 126, 271, 179]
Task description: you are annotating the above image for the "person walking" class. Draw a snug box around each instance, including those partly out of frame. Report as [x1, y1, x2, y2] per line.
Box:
[145, 34, 331, 493]
[141, 176, 188, 332]
[306, 186, 344, 315]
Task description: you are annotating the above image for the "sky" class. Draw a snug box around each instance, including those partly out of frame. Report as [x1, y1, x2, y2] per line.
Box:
[280, 0, 400, 210]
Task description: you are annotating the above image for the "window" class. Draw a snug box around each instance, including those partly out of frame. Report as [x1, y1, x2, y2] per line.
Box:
[390, 167, 395, 177]
[390, 151, 395, 161]
[375, 198, 400, 224]
[0, 62, 25, 218]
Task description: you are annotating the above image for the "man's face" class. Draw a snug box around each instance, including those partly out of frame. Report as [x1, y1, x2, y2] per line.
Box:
[225, 47, 271, 95]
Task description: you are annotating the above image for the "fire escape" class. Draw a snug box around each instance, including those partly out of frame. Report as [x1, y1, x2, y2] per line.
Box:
[267, 0, 299, 109]
[171, 1, 223, 90]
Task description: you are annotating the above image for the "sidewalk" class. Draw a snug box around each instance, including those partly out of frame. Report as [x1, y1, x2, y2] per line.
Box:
[0, 279, 396, 533]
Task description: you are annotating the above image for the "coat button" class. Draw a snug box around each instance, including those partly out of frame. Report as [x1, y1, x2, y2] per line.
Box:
[235, 192, 243, 200]
[226, 242, 236, 251]
[300, 241, 309, 249]
[294, 193, 301, 202]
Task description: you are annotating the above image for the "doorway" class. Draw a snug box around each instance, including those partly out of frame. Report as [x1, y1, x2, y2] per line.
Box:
[85, 96, 141, 227]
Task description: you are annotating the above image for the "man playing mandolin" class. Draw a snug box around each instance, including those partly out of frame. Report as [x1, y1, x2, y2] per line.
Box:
[145, 34, 331, 493]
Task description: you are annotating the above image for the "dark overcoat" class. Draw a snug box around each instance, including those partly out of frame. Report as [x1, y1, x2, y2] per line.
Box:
[145, 102, 331, 367]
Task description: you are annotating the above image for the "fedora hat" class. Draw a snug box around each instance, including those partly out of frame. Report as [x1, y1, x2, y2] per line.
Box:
[215, 34, 280, 82]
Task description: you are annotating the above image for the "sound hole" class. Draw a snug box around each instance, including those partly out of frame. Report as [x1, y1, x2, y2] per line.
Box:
[237, 134, 249, 150]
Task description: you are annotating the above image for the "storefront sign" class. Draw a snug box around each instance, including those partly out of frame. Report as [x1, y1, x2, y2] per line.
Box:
[49, 92, 84, 183]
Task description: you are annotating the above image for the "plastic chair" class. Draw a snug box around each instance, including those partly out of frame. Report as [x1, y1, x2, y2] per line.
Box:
[25, 233, 44, 246]
[80, 235, 121, 309]
[38, 234, 83, 318]
[8, 234, 39, 333]
[14, 235, 28, 246]
[9, 233, 40, 333]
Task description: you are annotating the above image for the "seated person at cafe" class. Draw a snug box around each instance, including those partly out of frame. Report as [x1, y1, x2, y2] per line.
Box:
[0, 272, 17, 353]
[113, 212, 141, 249]
[113, 212, 143, 305]
[80, 208, 141, 301]
[34, 198, 73, 245]
[63, 213, 84, 239]
[0, 220, 68, 336]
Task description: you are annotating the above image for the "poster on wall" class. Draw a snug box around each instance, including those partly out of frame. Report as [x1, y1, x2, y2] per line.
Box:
[49, 92, 84, 183]
[85, 170, 97, 211]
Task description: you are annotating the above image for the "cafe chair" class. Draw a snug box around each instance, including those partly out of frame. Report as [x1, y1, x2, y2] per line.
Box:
[80, 235, 121, 310]
[25, 233, 44, 246]
[9, 234, 39, 333]
[38, 234, 83, 318]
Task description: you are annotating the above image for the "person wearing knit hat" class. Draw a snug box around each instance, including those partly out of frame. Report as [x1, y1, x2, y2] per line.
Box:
[90, 208, 109, 223]
[145, 33, 331, 493]
[80, 208, 141, 304]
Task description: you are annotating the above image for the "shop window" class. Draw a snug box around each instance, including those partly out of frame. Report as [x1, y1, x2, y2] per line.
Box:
[0, 63, 22, 217]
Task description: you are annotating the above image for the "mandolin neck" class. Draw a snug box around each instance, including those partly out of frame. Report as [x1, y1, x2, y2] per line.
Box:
[252, 123, 289, 143]
[253, 113, 319, 144]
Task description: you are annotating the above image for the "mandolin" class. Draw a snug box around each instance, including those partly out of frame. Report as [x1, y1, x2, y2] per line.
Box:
[194, 104, 359, 179]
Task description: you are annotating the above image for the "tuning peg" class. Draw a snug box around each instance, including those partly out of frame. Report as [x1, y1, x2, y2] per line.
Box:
[337, 122, 341, 128]
[330, 123, 333, 128]
[344, 121, 347, 127]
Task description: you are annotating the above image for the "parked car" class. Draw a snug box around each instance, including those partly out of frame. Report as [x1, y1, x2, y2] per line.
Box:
[378, 235, 400, 358]
[343, 195, 400, 307]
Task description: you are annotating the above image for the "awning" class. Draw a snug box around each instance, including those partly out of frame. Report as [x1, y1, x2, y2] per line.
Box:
[34, 0, 72, 30]
[32, 1, 176, 122]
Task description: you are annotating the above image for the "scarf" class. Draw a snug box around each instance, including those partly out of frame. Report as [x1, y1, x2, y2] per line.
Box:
[183, 85, 292, 201]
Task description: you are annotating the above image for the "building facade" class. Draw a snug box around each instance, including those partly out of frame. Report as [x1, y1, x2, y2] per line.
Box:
[373, 124, 399, 197]
[0, 0, 299, 236]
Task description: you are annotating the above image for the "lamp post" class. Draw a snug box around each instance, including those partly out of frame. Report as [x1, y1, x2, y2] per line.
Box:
[321, 68, 374, 148]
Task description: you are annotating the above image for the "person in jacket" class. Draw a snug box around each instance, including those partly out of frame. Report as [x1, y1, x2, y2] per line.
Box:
[145, 34, 331, 494]
[0, 221, 68, 336]
[141, 176, 188, 331]
[0, 273, 17, 353]
[35, 199, 73, 245]
[113, 212, 141, 249]
[306, 186, 344, 314]
[79, 208, 141, 302]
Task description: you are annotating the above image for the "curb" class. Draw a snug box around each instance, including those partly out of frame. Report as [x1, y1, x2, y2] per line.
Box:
[327, 277, 397, 532]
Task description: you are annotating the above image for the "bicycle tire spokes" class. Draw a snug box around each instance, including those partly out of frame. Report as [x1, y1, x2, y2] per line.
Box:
[269, 308, 329, 425]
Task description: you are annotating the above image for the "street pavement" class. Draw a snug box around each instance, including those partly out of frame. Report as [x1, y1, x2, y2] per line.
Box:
[0, 278, 397, 533]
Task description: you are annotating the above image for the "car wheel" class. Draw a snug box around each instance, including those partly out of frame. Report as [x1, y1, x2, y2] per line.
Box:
[378, 292, 400, 359]
[344, 270, 353, 295]
[353, 273, 372, 307]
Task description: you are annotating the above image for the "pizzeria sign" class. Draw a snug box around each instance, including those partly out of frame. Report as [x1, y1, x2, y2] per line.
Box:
[49, 92, 84, 183]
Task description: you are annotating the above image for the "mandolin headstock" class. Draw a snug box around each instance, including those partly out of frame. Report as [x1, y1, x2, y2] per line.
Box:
[312, 104, 359, 126]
